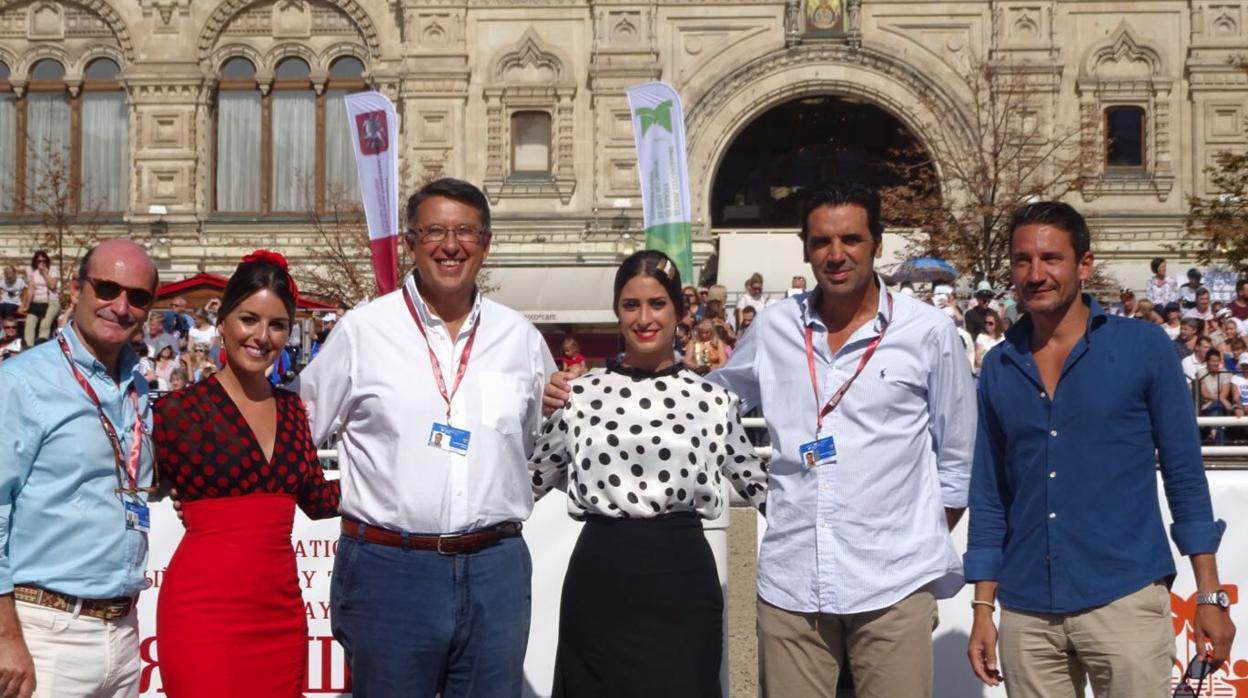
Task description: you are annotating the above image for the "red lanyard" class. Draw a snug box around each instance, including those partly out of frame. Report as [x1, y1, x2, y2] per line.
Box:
[57, 333, 144, 492]
[403, 286, 480, 422]
[804, 291, 894, 434]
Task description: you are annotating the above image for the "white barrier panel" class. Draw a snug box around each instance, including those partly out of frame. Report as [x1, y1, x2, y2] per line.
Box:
[139, 483, 731, 697]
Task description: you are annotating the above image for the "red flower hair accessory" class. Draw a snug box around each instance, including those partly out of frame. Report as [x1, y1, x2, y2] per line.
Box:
[241, 249, 299, 304]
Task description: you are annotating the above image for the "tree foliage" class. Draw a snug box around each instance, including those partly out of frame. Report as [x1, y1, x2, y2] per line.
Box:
[1184, 60, 1248, 273]
[881, 59, 1093, 288]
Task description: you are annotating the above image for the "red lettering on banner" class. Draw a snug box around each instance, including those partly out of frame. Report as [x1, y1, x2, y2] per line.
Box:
[304, 635, 352, 693]
[302, 569, 317, 588]
[144, 568, 165, 589]
[139, 636, 160, 693]
[293, 539, 339, 559]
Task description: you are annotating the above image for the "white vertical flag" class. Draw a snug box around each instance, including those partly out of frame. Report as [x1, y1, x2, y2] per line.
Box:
[344, 92, 400, 295]
[626, 82, 694, 283]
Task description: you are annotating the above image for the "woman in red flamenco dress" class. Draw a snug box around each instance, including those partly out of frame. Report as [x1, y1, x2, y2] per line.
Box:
[153, 251, 339, 697]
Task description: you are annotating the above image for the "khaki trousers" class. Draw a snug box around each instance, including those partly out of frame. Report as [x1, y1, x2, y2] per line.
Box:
[757, 587, 938, 698]
[16, 600, 141, 698]
[998, 581, 1174, 698]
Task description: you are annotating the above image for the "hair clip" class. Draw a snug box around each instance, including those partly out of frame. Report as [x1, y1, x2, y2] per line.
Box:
[655, 258, 674, 278]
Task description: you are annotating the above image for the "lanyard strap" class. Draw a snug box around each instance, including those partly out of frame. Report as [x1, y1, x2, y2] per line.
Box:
[57, 333, 143, 491]
[403, 286, 480, 421]
[804, 291, 895, 434]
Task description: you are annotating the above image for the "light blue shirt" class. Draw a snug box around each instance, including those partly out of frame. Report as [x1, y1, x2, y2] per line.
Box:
[0, 325, 153, 599]
[710, 280, 977, 614]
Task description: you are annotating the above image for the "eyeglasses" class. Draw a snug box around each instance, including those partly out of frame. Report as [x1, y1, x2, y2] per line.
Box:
[1173, 654, 1221, 697]
[410, 225, 488, 243]
[84, 277, 155, 308]
[2, 325, 16, 331]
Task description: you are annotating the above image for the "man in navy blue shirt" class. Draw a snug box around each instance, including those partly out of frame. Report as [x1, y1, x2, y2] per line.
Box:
[964, 202, 1235, 696]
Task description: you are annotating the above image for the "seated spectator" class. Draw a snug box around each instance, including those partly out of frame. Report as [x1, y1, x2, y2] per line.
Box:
[1230, 278, 1248, 322]
[1215, 315, 1242, 353]
[0, 265, 24, 319]
[704, 299, 737, 347]
[681, 285, 704, 321]
[1227, 338, 1247, 372]
[683, 319, 728, 374]
[1174, 317, 1202, 360]
[739, 306, 758, 335]
[0, 318, 22, 361]
[735, 272, 766, 325]
[163, 295, 194, 337]
[169, 367, 190, 392]
[20, 249, 60, 345]
[203, 296, 222, 324]
[145, 310, 178, 357]
[154, 342, 178, 389]
[1232, 353, 1248, 417]
[1145, 257, 1179, 306]
[1180, 268, 1203, 309]
[785, 275, 807, 298]
[1109, 288, 1137, 317]
[1183, 287, 1214, 322]
[974, 309, 1005, 374]
[1197, 350, 1234, 444]
[309, 312, 337, 359]
[1182, 335, 1215, 382]
[1161, 302, 1183, 339]
[131, 335, 157, 386]
[673, 323, 691, 363]
[198, 361, 218, 382]
[965, 286, 994, 338]
[1133, 299, 1163, 324]
[188, 309, 218, 347]
[560, 336, 588, 378]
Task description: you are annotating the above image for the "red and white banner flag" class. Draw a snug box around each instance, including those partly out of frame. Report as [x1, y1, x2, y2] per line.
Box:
[345, 92, 400, 295]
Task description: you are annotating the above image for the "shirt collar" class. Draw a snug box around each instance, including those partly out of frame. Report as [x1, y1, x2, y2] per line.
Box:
[61, 323, 141, 385]
[1002, 292, 1108, 357]
[405, 275, 483, 337]
[799, 274, 891, 334]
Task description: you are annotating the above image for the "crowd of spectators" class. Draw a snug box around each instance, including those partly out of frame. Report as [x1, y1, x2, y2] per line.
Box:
[0, 251, 346, 393]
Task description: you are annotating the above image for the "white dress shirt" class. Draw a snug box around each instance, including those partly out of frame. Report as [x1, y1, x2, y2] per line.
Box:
[711, 280, 976, 614]
[294, 277, 556, 534]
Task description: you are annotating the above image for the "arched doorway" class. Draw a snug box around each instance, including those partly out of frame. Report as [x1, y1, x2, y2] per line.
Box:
[710, 95, 935, 227]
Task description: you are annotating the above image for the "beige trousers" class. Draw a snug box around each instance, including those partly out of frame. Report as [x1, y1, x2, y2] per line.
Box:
[998, 581, 1174, 698]
[16, 600, 141, 698]
[757, 587, 938, 698]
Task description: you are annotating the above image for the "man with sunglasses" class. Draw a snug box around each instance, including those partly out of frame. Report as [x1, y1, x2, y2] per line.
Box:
[0, 239, 159, 698]
[966, 202, 1234, 696]
[296, 178, 555, 697]
[0, 321, 21, 362]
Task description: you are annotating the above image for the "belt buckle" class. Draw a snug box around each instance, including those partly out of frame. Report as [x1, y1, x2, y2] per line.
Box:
[436, 534, 457, 555]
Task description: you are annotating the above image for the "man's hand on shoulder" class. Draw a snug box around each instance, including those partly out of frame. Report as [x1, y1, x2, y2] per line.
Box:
[0, 622, 35, 698]
[542, 371, 573, 417]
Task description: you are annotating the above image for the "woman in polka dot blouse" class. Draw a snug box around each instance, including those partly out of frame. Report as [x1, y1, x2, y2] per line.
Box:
[529, 250, 767, 697]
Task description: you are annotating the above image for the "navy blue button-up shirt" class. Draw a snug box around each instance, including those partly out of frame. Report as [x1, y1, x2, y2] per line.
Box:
[965, 295, 1224, 614]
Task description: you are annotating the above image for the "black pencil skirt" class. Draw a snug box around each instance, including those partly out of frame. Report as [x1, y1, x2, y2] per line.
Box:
[552, 512, 723, 698]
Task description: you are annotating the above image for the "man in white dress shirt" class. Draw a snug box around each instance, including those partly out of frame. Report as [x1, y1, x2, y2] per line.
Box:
[713, 184, 976, 696]
[295, 178, 556, 698]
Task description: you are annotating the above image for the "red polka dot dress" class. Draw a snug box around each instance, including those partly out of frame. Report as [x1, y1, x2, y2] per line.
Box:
[152, 376, 340, 698]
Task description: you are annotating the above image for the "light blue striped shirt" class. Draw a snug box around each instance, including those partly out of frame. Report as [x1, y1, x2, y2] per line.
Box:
[0, 325, 153, 599]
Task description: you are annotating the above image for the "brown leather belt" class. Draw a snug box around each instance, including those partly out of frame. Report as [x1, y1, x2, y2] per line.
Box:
[342, 519, 522, 555]
[13, 585, 134, 621]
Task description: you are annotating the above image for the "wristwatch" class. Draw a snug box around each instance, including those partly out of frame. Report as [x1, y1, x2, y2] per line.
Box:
[1196, 590, 1231, 610]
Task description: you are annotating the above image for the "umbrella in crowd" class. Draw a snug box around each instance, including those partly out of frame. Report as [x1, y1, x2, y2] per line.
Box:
[889, 257, 960, 285]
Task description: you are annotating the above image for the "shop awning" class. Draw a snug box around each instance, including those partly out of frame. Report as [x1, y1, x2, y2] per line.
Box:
[484, 266, 618, 325]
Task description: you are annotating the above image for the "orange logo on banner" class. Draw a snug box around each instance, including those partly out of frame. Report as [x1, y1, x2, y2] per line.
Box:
[1171, 586, 1248, 696]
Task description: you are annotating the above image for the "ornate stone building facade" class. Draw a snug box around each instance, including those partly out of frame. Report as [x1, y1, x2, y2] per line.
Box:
[0, 0, 1244, 313]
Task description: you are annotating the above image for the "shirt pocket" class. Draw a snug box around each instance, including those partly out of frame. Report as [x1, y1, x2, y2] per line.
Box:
[477, 371, 529, 436]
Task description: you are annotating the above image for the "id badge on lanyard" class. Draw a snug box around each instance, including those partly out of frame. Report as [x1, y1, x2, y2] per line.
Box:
[404, 287, 479, 457]
[799, 292, 893, 471]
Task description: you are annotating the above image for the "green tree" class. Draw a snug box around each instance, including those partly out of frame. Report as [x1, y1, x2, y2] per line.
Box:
[1185, 60, 1248, 273]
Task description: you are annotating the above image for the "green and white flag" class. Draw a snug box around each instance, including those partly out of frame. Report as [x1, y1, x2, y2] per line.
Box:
[627, 82, 694, 283]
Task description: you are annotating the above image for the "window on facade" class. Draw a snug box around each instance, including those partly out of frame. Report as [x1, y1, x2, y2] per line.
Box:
[511, 111, 551, 175]
[214, 55, 366, 214]
[1105, 106, 1145, 170]
[0, 62, 14, 211]
[0, 57, 128, 215]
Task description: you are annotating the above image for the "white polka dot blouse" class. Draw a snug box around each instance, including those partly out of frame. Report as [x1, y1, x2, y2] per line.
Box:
[530, 363, 768, 519]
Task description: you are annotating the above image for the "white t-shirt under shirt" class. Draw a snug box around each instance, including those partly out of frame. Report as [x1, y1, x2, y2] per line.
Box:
[188, 325, 218, 348]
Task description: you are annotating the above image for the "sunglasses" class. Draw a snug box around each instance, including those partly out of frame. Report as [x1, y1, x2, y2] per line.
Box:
[85, 277, 155, 308]
[1173, 654, 1222, 697]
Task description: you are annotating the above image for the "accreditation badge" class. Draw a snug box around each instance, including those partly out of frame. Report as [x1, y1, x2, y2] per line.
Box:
[124, 500, 151, 533]
[429, 422, 471, 456]
[798, 435, 837, 471]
